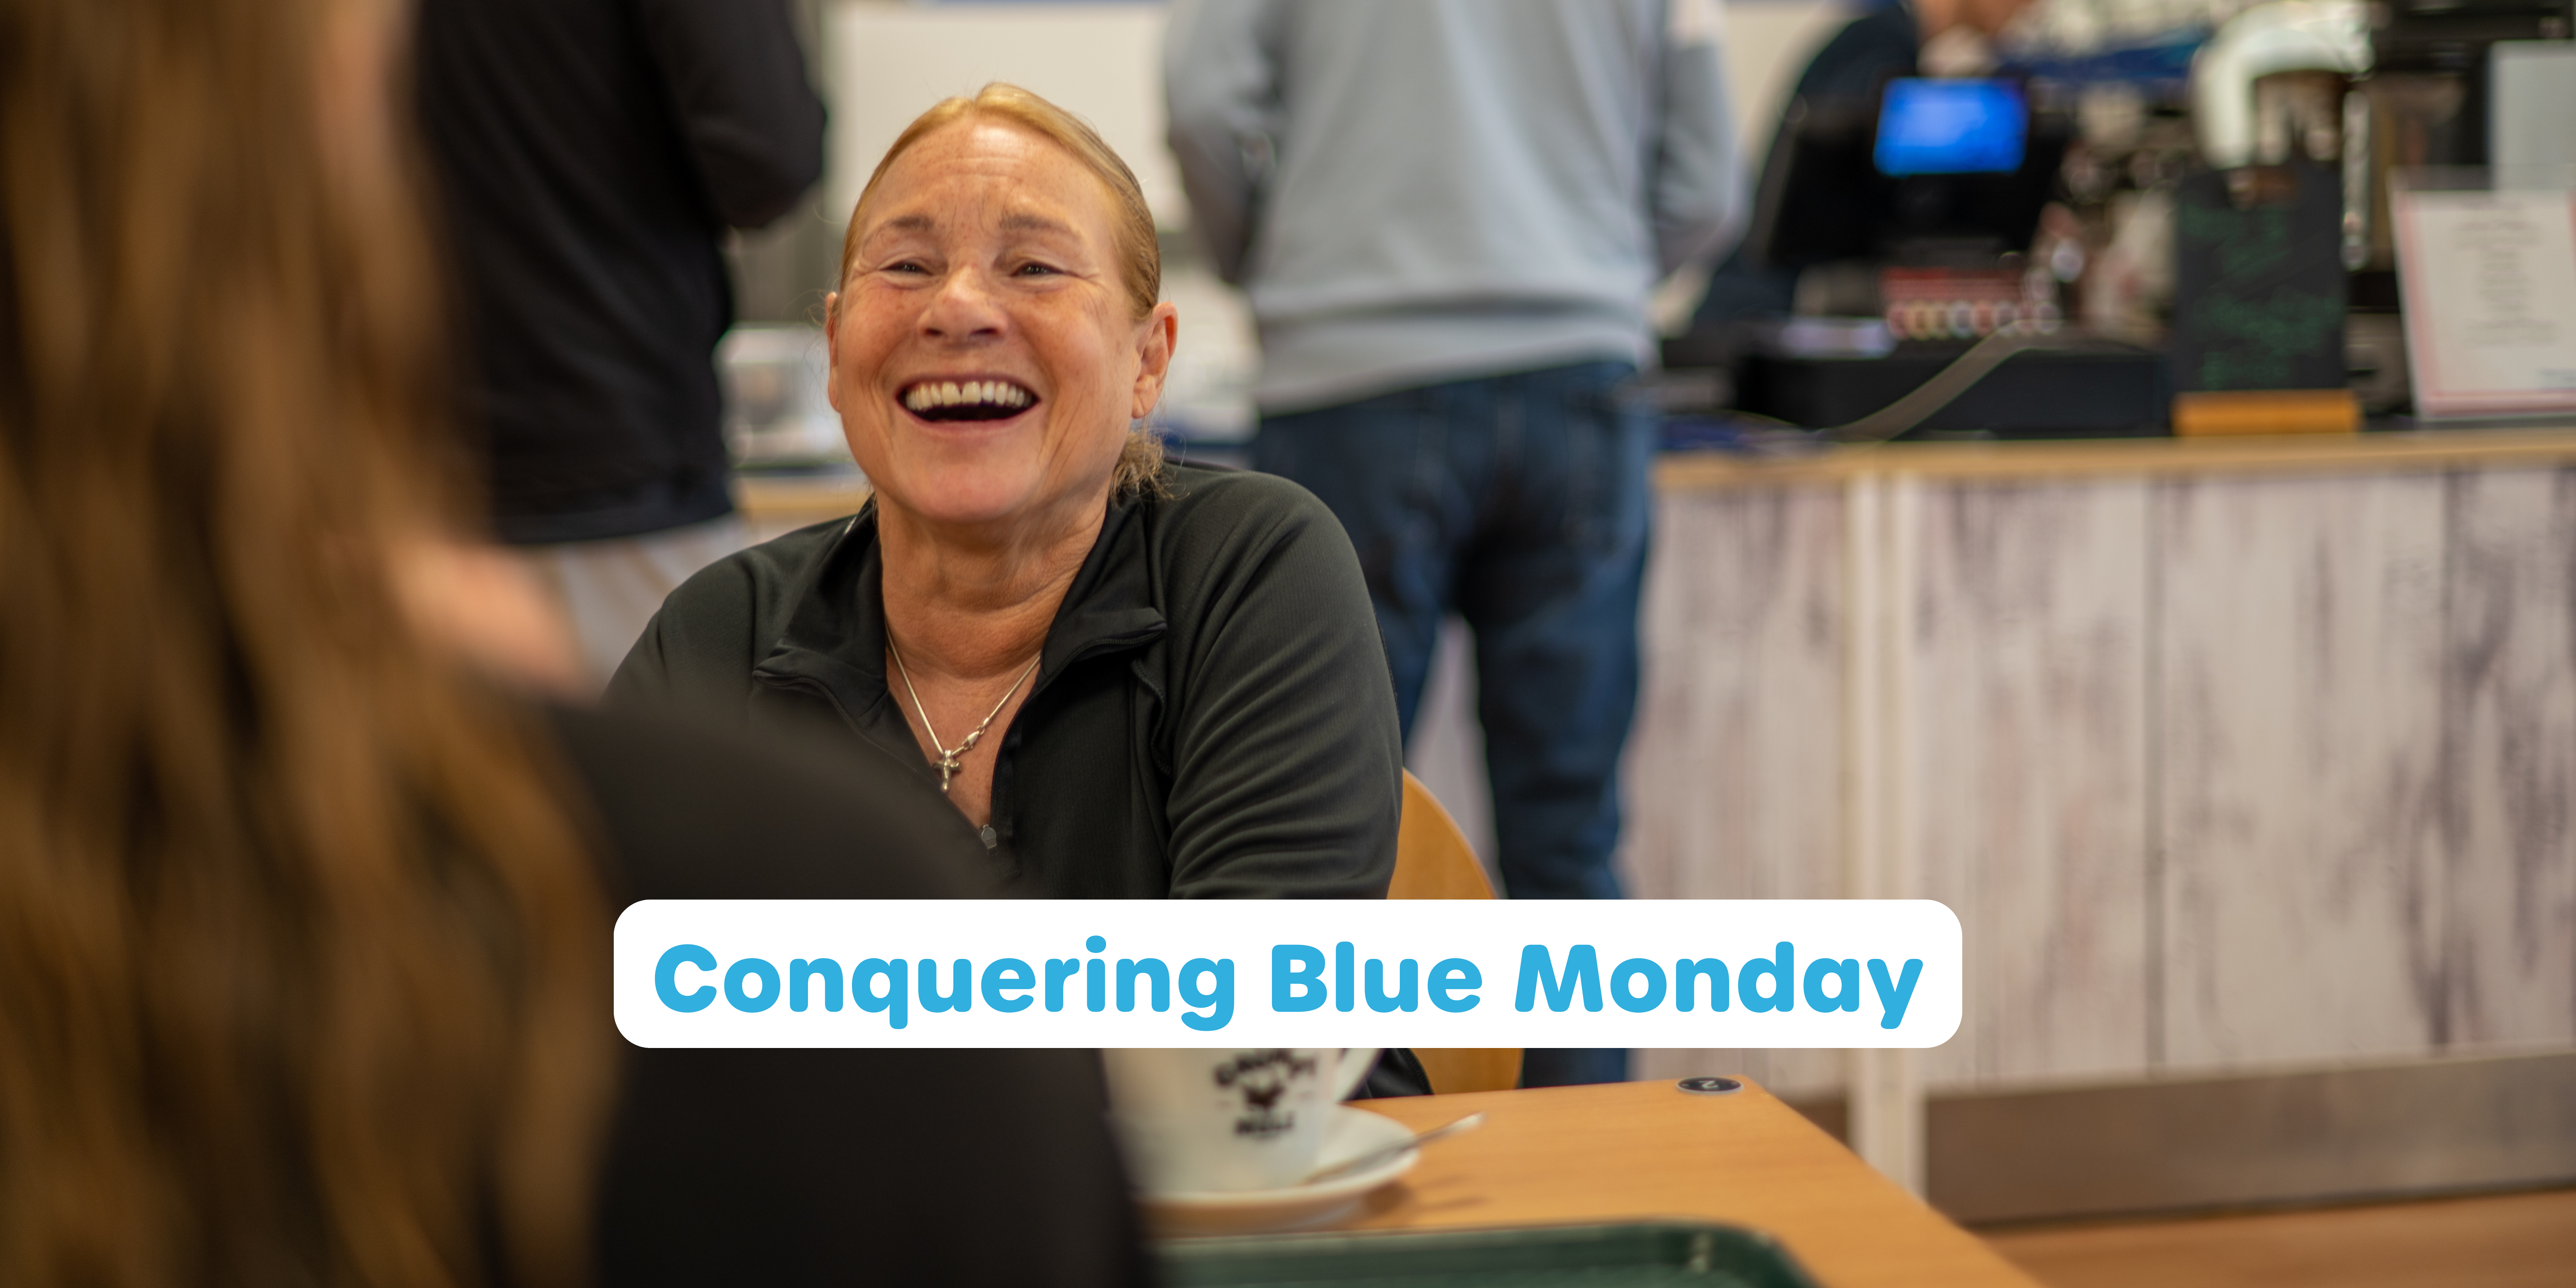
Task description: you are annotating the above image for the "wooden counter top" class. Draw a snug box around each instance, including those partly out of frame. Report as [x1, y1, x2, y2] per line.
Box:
[733, 426, 2576, 528]
[1652, 425, 2576, 490]
[1335, 1080, 2038, 1288]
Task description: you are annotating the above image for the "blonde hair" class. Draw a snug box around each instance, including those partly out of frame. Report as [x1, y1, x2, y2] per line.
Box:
[0, 0, 610, 1284]
[839, 83, 1167, 497]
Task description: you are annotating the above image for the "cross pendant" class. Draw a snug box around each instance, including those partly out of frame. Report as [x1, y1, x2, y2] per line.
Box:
[935, 753, 962, 793]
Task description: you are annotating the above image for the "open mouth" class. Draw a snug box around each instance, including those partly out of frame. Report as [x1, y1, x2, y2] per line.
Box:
[899, 379, 1038, 423]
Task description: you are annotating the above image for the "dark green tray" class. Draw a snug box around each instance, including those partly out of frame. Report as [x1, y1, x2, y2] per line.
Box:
[1155, 1221, 1819, 1288]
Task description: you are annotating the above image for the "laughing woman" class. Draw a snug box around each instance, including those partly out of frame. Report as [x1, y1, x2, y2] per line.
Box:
[611, 85, 1403, 901]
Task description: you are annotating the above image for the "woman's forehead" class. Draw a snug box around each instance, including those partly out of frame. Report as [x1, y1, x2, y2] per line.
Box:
[862, 120, 1115, 243]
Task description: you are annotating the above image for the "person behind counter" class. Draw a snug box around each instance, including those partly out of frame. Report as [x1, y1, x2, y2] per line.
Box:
[1692, 0, 2039, 327]
[610, 85, 1407, 906]
[0, 1, 1146, 1283]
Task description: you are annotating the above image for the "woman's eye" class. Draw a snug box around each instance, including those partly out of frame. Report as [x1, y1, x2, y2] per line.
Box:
[1013, 261, 1060, 278]
[884, 260, 931, 276]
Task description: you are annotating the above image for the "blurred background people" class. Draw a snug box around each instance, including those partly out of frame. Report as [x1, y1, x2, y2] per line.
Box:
[412, 0, 825, 686]
[1165, 0, 1746, 1087]
[0, 0, 1145, 1282]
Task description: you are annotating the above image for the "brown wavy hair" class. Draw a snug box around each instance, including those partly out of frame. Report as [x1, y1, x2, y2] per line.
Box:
[837, 83, 1168, 498]
[0, 0, 611, 1285]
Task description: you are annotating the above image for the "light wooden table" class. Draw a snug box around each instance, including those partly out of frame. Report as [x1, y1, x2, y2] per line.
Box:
[1333, 1080, 2039, 1288]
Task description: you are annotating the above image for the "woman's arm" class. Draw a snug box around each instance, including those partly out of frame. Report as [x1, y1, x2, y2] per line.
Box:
[1156, 474, 1403, 899]
[394, 540, 588, 696]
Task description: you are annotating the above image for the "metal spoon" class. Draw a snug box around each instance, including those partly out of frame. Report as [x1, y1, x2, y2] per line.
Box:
[1301, 1112, 1486, 1185]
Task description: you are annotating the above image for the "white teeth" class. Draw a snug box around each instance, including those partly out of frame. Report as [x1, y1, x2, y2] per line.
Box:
[903, 380, 1033, 413]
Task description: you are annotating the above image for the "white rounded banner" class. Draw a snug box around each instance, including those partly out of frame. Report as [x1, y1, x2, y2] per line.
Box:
[612, 899, 1961, 1048]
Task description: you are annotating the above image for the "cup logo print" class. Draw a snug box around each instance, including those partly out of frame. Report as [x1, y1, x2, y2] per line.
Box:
[1214, 1049, 1317, 1140]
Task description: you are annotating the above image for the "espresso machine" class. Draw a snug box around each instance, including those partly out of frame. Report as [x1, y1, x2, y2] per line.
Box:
[2370, 0, 2572, 173]
[2183, 0, 2573, 417]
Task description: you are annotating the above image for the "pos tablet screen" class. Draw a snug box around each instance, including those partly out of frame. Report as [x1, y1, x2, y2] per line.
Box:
[1874, 79, 2027, 176]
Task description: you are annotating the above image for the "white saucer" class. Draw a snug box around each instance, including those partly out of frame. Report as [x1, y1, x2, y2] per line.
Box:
[1140, 1105, 1417, 1236]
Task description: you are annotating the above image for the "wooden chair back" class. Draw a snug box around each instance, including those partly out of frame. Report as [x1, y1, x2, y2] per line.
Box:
[1389, 771, 1522, 1094]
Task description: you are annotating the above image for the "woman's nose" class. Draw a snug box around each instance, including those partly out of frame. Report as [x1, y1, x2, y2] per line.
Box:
[919, 263, 1006, 341]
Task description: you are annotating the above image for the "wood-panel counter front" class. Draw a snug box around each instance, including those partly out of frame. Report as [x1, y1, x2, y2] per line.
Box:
[1616, 424, 2576, 1215]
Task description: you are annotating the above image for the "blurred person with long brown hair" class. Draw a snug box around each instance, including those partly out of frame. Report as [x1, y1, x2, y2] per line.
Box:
[0, 0, 1146, 1284]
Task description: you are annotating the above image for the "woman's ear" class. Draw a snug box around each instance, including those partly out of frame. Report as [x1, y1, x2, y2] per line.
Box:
[1130, 301, 1180, 421]
[823, 292, 843, 411]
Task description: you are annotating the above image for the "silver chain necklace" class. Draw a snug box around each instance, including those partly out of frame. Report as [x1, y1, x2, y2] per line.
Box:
[886, 638, 1043, 794]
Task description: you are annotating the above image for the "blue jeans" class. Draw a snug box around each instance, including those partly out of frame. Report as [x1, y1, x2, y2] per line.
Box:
[1256, 361, 1650, 1088]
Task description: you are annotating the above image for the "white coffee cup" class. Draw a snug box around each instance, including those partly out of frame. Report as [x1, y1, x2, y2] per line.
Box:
[1102, 1047, 1380, 1194]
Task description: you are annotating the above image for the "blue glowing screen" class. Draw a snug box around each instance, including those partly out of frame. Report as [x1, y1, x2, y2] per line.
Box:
[1873, 79, 2027, 176]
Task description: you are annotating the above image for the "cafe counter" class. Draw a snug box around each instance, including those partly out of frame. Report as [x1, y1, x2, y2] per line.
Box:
[1616, 425, 2576, 1220]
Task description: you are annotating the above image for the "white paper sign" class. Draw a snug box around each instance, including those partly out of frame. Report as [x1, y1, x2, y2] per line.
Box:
[611, 899, 1964, 1049]
[2393, 188, 2576, 419]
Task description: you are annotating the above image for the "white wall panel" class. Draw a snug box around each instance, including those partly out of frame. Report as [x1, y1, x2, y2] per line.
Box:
[1627, 486, 1848, 1098]
[2156, 473, 2452, 1071]
[1908, 482, 2153, 1091]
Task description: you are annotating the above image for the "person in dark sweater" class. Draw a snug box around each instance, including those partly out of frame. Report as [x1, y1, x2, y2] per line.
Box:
[0, 1, 1145, 1283]
[1691, 0, 2036, 328]
[413, 0, 825, 685]
[1690, 1, 1919, 327]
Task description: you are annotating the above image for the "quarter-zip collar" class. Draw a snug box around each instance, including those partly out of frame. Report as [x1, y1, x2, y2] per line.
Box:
[749, 492, 1171, 786]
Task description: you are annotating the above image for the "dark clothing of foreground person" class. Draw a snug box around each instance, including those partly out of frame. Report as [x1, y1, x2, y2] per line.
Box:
[555, 705, 1147, 1287]
[413, 0, 822, 544]
[609, 463, 1405, 902]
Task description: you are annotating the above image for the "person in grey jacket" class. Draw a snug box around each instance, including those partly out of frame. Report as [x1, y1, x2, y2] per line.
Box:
[1167, 0, 1745, 1087]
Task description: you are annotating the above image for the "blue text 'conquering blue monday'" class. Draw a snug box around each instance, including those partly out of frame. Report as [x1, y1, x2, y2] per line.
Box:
[611, 899, 1965, 1049]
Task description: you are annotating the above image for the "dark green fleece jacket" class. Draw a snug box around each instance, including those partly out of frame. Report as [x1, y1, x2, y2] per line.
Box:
[606, 463, 1401, 899]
